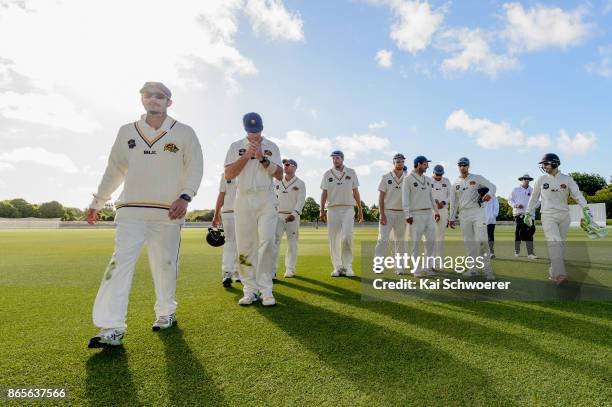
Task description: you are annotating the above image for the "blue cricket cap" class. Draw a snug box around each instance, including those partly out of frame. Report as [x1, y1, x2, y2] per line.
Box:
[243, 112, 263, 133]
[330, 150, 344, 158]
[414, 155, 431, 166]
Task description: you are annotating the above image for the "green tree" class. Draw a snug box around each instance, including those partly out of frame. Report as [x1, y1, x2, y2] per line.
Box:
[98, 206, 116, 221]
[0, 201, 20, 218]
[370, 204, 380, 221]
[496, 197, 514, 221]
[37, 201, 65, 218]
[301, 197, 320, 222]
[9, 198, 35, 218]
[186, 209, 214, 222]
[62, 207, 85, 221]
[588, 188, 612, 219]
[568, 172, 607, 196]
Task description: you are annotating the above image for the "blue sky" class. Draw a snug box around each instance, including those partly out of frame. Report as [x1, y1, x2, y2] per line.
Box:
[0, 0, 611, 210]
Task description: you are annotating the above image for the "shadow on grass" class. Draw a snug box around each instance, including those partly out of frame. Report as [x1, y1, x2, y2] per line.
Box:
[285, 276, 611, 381]
[293, 275, 612, 348]
[255, 292, 509, 406]
[85, 347, 139, 406]
[158, 327, 225, 406]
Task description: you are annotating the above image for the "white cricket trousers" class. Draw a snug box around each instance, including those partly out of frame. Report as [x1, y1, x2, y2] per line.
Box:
[93, 219, 181, 330]
[273, 213, 300, 275]
[235, 189, 278, 297]
[541, 211, 571, 279]
[374, 210, 407, 269]
[434, 207, 449, 259]
[327, 206, 355, 271]
[221, 212, 238, 277]
[458, 207, 492, 273]
[408, 211, 436, 272]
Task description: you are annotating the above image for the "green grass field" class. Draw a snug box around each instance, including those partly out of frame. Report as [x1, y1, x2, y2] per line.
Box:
[0, 227, 611, 406]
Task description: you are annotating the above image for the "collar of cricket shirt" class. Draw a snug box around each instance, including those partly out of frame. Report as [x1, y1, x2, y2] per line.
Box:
[282, 176, 298, 190]
[331, 167, 346, 181]
[390, 171, 404, 186]
[410, 171, 426, 186]
[135, 114, 177, 148]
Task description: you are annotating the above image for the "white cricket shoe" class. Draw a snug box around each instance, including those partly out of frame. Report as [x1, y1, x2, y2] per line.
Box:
[514, 252, 520, 257]
[331, 270, 341, 277]
[262, 295, 276, 306]
[88, 328, 125, 348]
[395, 270, 407, 275]
[152, 313, 177, 332]
[527, 254, 538, 260]
[238, 293, 260, 306]
[345, 269, 355, 277]
[490, 253, 496, 259]
[284, 270, 295, 278]
[485, 272, 496, 281]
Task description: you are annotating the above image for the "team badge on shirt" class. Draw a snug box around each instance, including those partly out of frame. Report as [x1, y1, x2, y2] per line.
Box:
[543, 183, 549, 189]
[456, 185, 460, 190]
[413, 182, 418, 187]
[388, 180, 392, 184]
[164, 143, 179, 153]
[560, 184, 567, 189]
[128, 139, 136, 149]
[276, 185, 280, 190]
[293, 186, 299, 191]
[346, 176, 351, 180]
[328, 177, 333, 182]
[264, 149, 272, 156]
[469, 181, 476, 186]
[238, 148, 246, 156]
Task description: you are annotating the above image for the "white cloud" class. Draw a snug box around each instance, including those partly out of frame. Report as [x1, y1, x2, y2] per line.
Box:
[0, 0, 304, 133]
[385, 0, 446, 54]
[585, 45, 612, 78]
[0, 147, 79, 173]
[557, 130, 596, 154]
[375, 49, 393, 68]
[270, 130, 333, 158]
[245, 0, 304, 41]
[0, 162, 14, 171]
[354, 159, 393, 176]
[438, 28, 519, 78]
[445, 109, 551, 150]
[0, 91, 103, 133]
[368, 120, 388, 129]
[605, 0, 612, 15]
[503, 3, 590, 53]
[336, 134, 391, 158]
[270, 131, 391, 160]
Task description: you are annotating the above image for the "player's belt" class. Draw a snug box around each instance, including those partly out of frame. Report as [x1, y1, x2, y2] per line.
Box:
[222, 210, 234, 213]
[411, 208, 432, 212]
[115, 202, 171, 210]
[279, 211, 292, 214]
[386, 209, 403, 211]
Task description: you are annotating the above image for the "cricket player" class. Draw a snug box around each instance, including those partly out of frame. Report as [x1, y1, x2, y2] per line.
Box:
[402, 156, 440, 277]
[87, 82, 203, 348]
[509, 174, 538, 259]
[526, 153, 588, 285]
[224, 112, 282, 306]
[212, 172, 239, 288]
[485, 196, 500, 258]
[320, 150, 364, 277]
[272, 159, 306, 278]
[431, 164, 451, 260]
[374, 153, 408, 275]
[449, 157, 496, 280]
